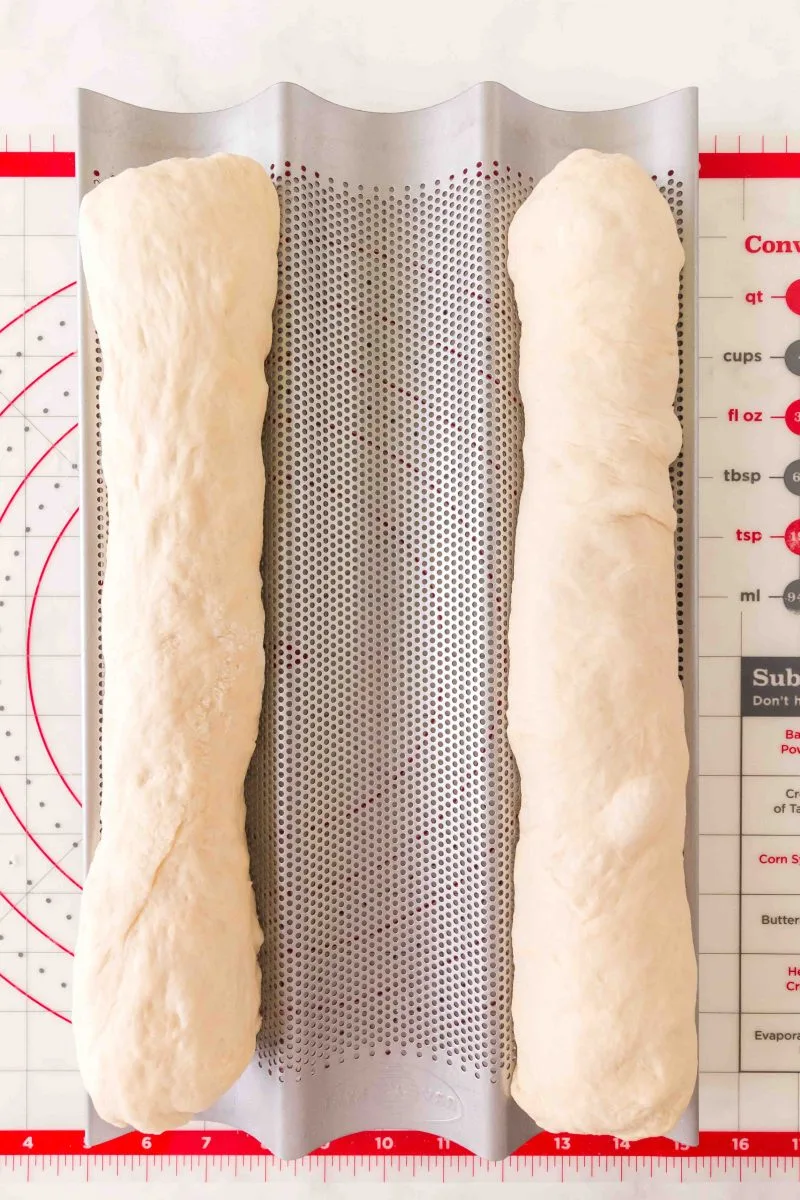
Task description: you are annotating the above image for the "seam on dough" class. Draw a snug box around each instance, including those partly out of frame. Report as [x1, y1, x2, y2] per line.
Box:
[86, 817, 188, 1055]
[120, 816, 187, 949]
[608, 509, 679, 535]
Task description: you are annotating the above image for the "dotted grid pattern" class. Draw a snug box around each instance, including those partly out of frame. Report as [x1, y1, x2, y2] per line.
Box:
[0, 174, 82, 1129]
[248, 162, 528, 1082]
[660, 170, 688, 682]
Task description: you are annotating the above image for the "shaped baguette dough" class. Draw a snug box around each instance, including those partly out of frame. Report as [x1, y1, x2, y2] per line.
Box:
[507, 150, 697, 1138]
[73, 154, 279, 1132]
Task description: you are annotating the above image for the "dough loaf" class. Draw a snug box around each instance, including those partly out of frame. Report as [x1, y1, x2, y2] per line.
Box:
[507, 150, 697, 1138]
[73, 155, 279, 1132]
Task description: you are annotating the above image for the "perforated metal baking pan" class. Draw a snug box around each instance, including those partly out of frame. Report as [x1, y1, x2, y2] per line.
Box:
[78, 82, 699, 1160]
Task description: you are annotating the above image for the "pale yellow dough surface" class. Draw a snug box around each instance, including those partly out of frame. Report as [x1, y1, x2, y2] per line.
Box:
[507, 149, 697, 1139]
[73, 154, 279, 1132]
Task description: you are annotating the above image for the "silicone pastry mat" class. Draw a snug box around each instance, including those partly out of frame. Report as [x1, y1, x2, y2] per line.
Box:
[77, 83, 698, 1159]
[0, 130, 81, 1131]
[8, 119, 800, 1188]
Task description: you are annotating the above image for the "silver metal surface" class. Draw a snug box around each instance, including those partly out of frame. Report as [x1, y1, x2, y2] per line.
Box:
[78, 82, 698, 1159]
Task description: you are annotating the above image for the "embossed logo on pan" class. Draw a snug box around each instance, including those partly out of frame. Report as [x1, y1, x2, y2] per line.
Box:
[327, 1067, 462, 1123]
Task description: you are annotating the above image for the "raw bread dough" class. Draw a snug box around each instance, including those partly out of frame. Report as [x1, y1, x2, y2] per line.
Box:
[506, 150, 697, 1139]
[73, 154, 279, 1132]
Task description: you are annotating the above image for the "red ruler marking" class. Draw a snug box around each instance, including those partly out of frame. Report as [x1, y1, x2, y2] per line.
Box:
[0, 150, 789, 182]
[0, 1129, 794, 1157]
[0, 150, 75, 177]
[700, 151, 800, 178]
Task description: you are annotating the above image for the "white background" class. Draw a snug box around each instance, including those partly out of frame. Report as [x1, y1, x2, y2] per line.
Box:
[1, 0, 799, 1195]
[0, 0, 796, 133]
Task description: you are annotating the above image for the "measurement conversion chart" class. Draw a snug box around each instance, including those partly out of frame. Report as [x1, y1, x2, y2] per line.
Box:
[699, 136, 800, 1131]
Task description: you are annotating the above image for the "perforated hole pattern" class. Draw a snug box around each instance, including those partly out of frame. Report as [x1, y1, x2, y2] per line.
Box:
[91, 164, 686, 1086]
